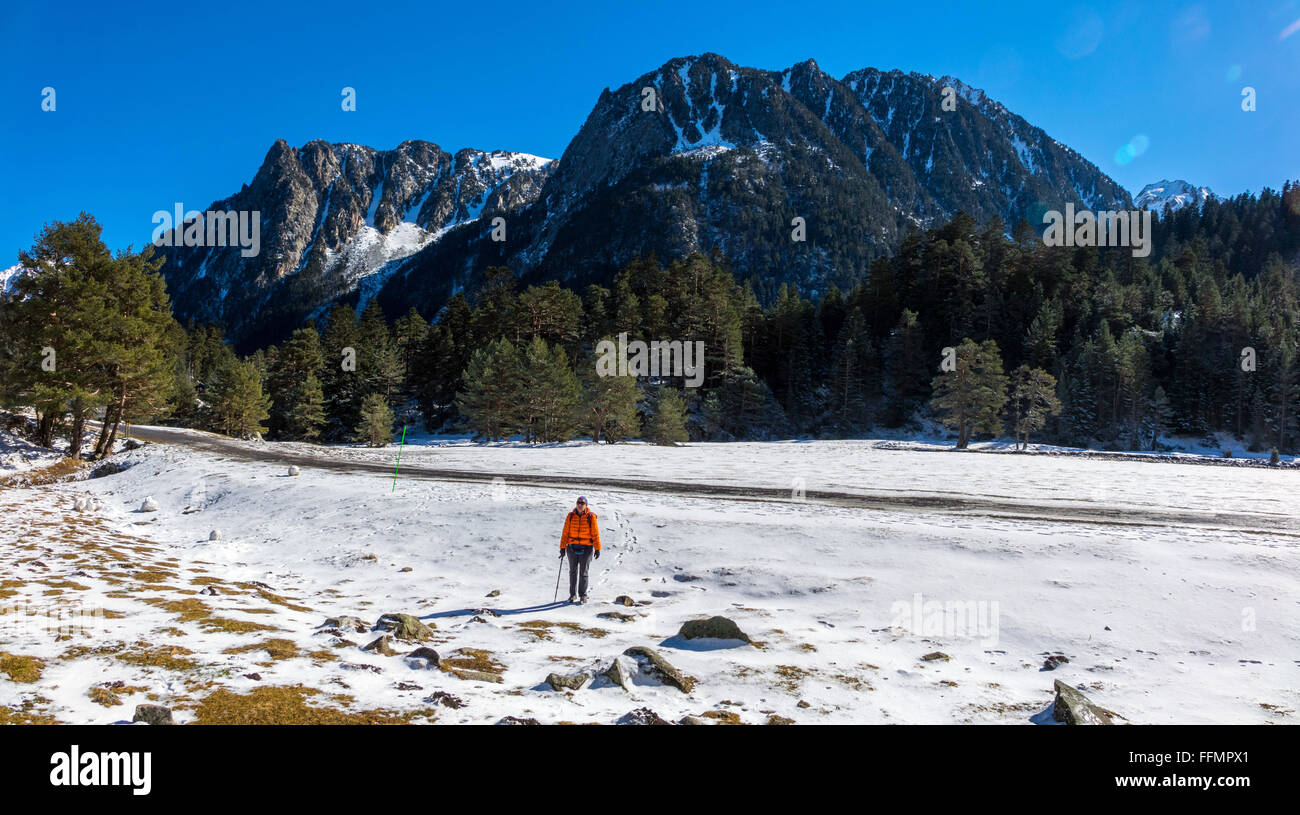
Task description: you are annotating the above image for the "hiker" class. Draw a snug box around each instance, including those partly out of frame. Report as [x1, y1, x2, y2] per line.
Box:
[559, 495, 601, 603]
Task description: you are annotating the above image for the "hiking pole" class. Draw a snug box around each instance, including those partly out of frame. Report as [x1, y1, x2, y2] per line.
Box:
[553, 552, 564, 603]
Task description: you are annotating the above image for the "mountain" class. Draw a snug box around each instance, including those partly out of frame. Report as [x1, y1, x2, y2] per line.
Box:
[0, 264, 25, 296]
[376, 53, 1130, 325]
[159, 53, 1132, 348]
[1134, 179, 1213, 213]
[158, 140, 553, 348]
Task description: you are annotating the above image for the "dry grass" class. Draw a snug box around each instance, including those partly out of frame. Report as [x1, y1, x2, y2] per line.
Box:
[222, 638, 300, 661]
[190, 686, 435, 725]
[0, 652, 44, 683]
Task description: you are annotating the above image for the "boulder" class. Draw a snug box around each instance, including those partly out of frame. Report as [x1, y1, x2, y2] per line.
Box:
[132, 704, 173, 725]
[199, 586, 219, 596]
[618, 707, 671, 725]
[623, 646, 695, 693]
[1052, 680, 1116, 725]
[920, 651, 951, 662]
[321, 615, 370, 634]
[362, 635, 401, 656]
[208, 530, 221, 541]
[613, 595, 635, 607]
[425, 691, 465, 709]
[406, 647, 441, 668]
[486, 589, 501, 598]
[601, 657, 632, 691]
[678, 616, 751, 643]
[139, 497, 159, 513]
[546, 671, 591, 692]
[497, 716, 540, 725]
[678, 715, 711, 725]
[287, 465, 300, 477]
[1043, 655, 1070, 671]
[375, 613, 436, 642]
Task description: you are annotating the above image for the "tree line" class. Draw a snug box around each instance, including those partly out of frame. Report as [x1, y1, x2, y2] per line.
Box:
[3, 180, 1298, 455]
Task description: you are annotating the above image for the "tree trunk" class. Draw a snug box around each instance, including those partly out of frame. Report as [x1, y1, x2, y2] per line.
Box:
[68, 399, 86, 460]
[38, 411, 56, 448]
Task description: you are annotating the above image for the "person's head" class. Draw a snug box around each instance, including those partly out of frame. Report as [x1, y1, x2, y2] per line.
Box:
[575, 496, 588, 513]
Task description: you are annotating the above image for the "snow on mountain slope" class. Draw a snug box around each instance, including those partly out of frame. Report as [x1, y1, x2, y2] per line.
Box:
[1, 436, 1294, 724]
[1135, 179, 1214, 212]
[0, 264, 27, 295]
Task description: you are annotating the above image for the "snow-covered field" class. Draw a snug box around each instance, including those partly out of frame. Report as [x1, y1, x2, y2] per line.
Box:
[1, 434, 1296, 724]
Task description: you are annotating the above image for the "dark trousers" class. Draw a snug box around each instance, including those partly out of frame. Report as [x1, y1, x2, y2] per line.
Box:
[566, 545, 593, 598]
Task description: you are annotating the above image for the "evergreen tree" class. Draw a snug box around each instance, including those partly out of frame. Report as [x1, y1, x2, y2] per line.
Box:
[645, 387, 689, 445]
[1007, 365, 1062, 450]
[579, 338, 642, 443]
[930, 338, 1009, 448]
[286, 373, 327, 440]
[354, 392, 395, 447]
[207, 359, 270, 438]
[456, 338, 522, 441]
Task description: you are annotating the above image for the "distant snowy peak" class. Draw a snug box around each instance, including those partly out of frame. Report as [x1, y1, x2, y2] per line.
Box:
[1134, 179, 1214, 213]
[0, 264, 29, 295]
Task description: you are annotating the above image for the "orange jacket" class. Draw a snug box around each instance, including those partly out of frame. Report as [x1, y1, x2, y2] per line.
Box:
[560, 508, 601, 550]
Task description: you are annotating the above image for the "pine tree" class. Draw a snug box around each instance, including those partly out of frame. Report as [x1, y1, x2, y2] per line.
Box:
[645, 387, 689, 445]
[1007, 365, 1061, 450]
[353, 392, 395, 447]
[267, 326, 324, 439]
[930, 338, 1009, 448]
[579, 338, 642, 443]
[207, 359, 270, 439]
[456, 338, 522, 441]
[287, 373, 327, 440]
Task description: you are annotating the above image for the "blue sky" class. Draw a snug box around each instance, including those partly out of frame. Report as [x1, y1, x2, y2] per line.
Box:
[1, 0, 1296, 261]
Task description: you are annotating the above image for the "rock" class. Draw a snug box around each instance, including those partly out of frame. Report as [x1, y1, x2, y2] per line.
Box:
[1043, 655, 1070, 671]
[497, 716, 540, 725]
[448, 668, 503, 684]
[322, 615, 370, 634]
[618, 707, 671, 725]
[623, 646, 695, 693]
[399, 567, 413, 573]
[90, 460, 131, 479]
[921, 651, 951, 662]
[375, 613, 436, 642]
[287, 465, 300, 476]
[546, 671, 591, 691]
[613, 595, 635, 606]
[601, 657, 633, 691]
[208, 530, 221, 541]
[339, 663, 383, 673]
[242, 672, 261, 681]
[139, 497, 159, 513]
[767, 714, 795, 725]
[393, 681, 422, 691]
[199, 586, 219, 596]
[123, 438, 144, 451]
[796, 700, 811, 709]
[678, 616, 751, 643]
[1052, 680, 1116, 725]
[486, 589, 501, 598]
[424, 691, 465, 709]
[678, 715, 710, 725]
[362, 635, 401, 656]
[132, 704, 173, 725]
[597, 612, 638, 623]
[405, 647, 441, 668]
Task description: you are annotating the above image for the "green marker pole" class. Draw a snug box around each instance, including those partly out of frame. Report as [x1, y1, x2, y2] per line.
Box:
[391, 424, 408, 492]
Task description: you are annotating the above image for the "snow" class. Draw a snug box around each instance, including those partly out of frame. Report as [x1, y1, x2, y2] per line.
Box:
[0, 264, 28, 295]
[1135, 179, 1214, 213]
[1, 429, 1295, 724]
